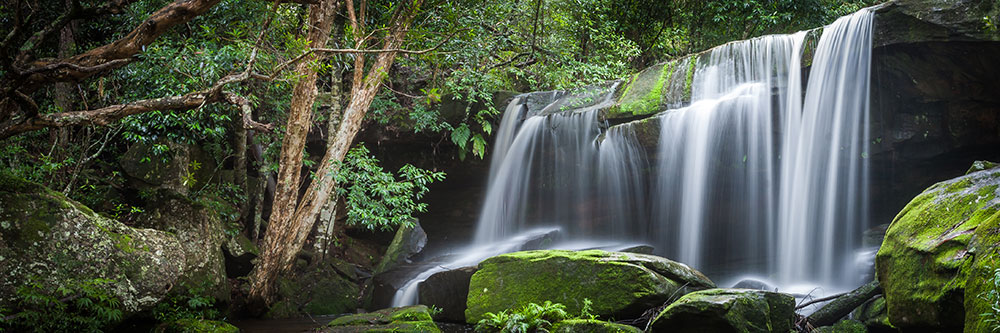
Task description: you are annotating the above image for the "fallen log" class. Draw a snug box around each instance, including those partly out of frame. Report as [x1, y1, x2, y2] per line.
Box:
[806, 279, 882, 328]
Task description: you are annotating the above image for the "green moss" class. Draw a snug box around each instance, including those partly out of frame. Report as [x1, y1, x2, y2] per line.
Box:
[550, 319, 643, 333]
[154, 319, 239, 333]
[465, 250, 693, 323]
[608, 61, 675, 118]
[325, 305, 440, 333]
[683, 57, 697, 101]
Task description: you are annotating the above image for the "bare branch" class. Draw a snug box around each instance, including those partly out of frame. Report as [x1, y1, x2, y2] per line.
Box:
[223, 92, 274, 133]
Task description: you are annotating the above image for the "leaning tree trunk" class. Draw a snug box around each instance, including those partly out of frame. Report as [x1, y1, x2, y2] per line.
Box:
[246, 0, 339, 309]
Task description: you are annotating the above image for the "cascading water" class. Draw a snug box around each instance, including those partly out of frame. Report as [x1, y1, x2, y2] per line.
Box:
[391, 8, 874, 306]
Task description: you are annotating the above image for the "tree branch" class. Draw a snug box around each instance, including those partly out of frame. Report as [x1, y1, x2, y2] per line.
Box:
[17, 0, 224, 90]
[0, 92, 214, 140]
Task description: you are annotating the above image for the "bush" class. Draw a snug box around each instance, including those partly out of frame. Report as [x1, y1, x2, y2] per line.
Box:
[0, 278, 123, 333]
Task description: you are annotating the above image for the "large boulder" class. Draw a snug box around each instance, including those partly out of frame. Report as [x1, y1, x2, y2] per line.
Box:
[134, 191, 230, 303]
[322, 305, 440, 333]
[464, 249, 715, 323]
[0, 173, 187, 315]
[418, 266, 476, 322]
[875, 161, 1000, 331]
[648, 288, 795, 333]
[153, 319, 239, 333]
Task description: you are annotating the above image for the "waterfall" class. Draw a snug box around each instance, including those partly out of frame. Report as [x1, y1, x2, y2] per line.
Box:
[776, 11, 872, 285]
[392, 8, 874, 307]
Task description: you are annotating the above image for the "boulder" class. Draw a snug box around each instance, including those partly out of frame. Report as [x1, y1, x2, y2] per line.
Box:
[0, 173, 187, 315]
[648, 288, 795, 333]
[153, 319, 239, 333]
[374, 220, 427, 274]
[875, 162, 1000, 331]
[418, 266, 477, 322]
[222, 234, 259, 278]
[265, 256, 360, 319]
[464, 250, 715, 323]
[550, 319, 642, 333]
[322, 305, 441, 333]
[134, 190, 229, 303]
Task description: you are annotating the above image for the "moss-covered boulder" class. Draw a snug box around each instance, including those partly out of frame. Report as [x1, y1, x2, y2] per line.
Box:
[604, 56, 696, 120]
[265, 256, 361, 319]
[550, 319, 642, 333]
[322, 305, 441, 333]
[0, 173, 187, 315]
[814, 319, 867, 333]
[875, 161, 1000, 331]
[648, 288, 795, 333]
[153, 319, 239, 333]
[464, 250, 715, 323]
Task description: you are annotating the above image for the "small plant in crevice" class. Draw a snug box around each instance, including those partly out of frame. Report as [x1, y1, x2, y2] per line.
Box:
[1, 278, 123, 333]
[152, 282, 221, 323]
[981, 267, 1000, 332]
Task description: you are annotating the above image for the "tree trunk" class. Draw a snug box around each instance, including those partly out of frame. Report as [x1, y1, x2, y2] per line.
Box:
[314, 67, 344, 259]
[246, 0, 339, 309]
[246, 0, 424, 309]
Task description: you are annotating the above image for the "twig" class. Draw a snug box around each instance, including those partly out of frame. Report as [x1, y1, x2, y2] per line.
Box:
[795, 292, 847, 310]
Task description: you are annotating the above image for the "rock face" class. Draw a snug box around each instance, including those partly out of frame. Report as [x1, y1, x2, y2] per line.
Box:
[266, 256, 361, 319]
[550, 319, 643, 333]
[875, 162, 1000, 332]
[464, 250, 715, 323]
[0, 174, 193, 315]
[649, 288, 795, 333]
[374, 220, 427, 274]
[134, 191, 230, 303]
[322, 305, 441, 333]
[418, 266, 477, 322]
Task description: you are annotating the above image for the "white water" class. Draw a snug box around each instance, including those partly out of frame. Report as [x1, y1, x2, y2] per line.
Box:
[392, 9, 874, 306]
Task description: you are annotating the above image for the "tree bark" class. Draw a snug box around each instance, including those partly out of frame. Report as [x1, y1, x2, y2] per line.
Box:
[246, 0, 340, 309]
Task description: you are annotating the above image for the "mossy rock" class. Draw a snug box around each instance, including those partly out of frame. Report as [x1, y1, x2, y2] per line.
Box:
[153, 319, 239, 333]
[0, 172, 191, 316]
[322, 305, 440, 333]
[606, 61, 672, 119]
[550, 319, 642, 333]
[875, 162, 1000, 331]
[648, 288, 795, 333]
[464, 250, 714, 323]
[814, 319, 867, 333]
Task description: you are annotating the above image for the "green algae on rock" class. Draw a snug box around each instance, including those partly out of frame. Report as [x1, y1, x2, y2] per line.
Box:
[648, 288, 795, 333]
[323, 305, 441, 333]
[464, 249, 714, 324]
[875, 161, 1000, 332]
